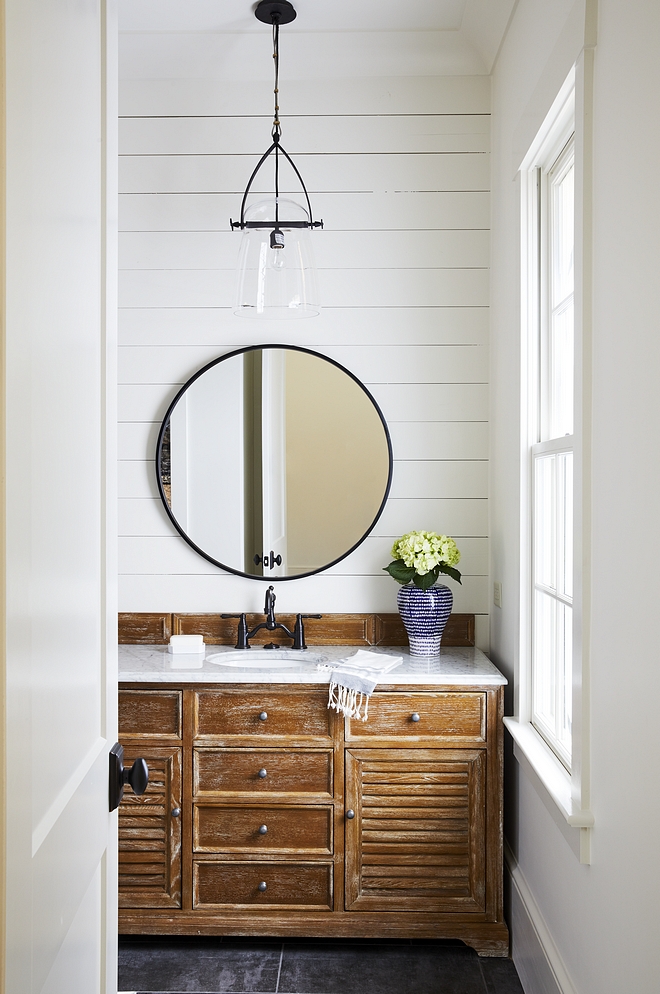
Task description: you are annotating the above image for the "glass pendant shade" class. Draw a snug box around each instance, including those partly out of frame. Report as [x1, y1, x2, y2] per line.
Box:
[234, 199, 320, 318]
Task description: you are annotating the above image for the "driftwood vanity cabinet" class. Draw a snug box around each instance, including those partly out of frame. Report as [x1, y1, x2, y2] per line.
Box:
[118, 679, 509, 956]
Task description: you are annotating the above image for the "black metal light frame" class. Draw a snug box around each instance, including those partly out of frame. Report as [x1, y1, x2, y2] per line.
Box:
[229, 0, 323, 238]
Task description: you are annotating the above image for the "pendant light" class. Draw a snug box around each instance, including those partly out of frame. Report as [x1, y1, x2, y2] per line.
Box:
[231, 0, 323, 318]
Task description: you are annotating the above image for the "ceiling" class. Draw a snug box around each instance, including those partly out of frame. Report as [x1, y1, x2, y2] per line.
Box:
[119, 0, 517, 74]
[120, 0, 469, 33]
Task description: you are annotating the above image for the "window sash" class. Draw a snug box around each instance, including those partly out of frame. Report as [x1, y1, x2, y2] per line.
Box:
[528, 131, 575, 770]
[539, 137, 575, 445]
[531, 442, 573, 770]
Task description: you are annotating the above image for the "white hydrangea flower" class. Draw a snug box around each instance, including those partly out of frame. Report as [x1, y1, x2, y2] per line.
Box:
[390, 530, 461, 576]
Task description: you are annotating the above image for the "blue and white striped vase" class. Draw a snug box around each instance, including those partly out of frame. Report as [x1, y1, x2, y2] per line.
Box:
[397, 582, 453, 656]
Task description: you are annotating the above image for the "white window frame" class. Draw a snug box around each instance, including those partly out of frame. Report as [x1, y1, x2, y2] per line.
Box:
[503, 64, 593, 862]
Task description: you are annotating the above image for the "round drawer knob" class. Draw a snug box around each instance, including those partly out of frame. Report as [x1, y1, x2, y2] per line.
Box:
[346, 809, 355, 820]
[259, 824, 268, 835]
[171, 807, 181, 818]
[259, 711, 268, 721]
[258, 881, 268, 892]
[258, 768, 268, 778]
[411, 712, 421, 722]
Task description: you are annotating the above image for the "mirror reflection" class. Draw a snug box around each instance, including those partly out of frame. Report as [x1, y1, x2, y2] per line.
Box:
[157, 346, 392, 579]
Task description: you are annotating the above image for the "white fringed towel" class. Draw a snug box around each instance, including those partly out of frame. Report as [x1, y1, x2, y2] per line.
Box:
[322, 650, 403, 721]
[327, 670, 377, 721]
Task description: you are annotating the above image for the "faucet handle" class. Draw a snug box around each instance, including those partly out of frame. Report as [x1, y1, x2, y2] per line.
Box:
[221, 613, 249, 650]
[292, 613, 323, 650]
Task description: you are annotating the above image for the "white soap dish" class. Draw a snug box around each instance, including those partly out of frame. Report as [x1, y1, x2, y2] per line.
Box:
[168, 634, 205, 654]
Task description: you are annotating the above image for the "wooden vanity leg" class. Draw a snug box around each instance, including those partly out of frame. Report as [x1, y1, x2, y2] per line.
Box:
[182, 689, 195, 912]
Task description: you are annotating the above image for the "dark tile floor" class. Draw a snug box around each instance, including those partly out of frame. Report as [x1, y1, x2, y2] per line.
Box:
[118, 936, 525, 994]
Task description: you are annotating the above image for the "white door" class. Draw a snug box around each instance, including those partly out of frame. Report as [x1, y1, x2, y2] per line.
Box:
[261, 349, 288, 571]
[2, 2, 118, 993]
[171, 362, 246, 570]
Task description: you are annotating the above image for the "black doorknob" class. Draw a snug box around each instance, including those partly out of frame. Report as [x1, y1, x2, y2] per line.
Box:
[124, 758, 149, 796]
[109, 743, 149, 811]
[253, 551, 283, 569]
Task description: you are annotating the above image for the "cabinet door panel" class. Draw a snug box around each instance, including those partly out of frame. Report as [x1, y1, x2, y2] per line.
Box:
[194, 748, 333, 798]
[194, 804, 333, 854]
[345, 749, 485, 913]
[119, 746, 182, 908]
[193, 860, 333, 910]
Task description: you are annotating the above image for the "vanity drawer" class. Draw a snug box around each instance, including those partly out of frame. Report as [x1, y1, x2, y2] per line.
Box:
[193, 860, 333, 910]
[193, 804, 333, 854]
[346, 692, 486, 743]
[194, 748, 333, 798]
[119, 689, 182, 738]
[194, 689, 332, 741]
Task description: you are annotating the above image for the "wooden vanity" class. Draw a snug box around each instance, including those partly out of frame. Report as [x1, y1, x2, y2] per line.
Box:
[118, 642, 509, 956]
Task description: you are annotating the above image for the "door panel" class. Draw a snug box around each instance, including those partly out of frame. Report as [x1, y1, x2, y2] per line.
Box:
[31, 747, 110, 987]
[40, 867, 104, 994]
[2, 1, 118, 991]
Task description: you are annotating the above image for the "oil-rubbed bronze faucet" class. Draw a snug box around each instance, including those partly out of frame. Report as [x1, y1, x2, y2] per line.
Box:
[222, 586, 321, 650]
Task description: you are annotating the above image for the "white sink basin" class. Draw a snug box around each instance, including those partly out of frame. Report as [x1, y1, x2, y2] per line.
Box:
[206, 649, 328, 669]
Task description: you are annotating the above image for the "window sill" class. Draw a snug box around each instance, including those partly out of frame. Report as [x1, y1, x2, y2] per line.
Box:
[503, 717, 593, 828]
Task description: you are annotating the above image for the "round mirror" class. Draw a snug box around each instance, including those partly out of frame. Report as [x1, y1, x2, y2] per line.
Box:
[156, 345, 392, 580]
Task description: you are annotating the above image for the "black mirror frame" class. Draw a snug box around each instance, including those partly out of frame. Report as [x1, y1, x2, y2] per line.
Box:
[155, 343, 393, 582]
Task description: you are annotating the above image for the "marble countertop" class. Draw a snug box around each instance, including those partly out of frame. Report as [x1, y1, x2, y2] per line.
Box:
[119, 644, 507, 686]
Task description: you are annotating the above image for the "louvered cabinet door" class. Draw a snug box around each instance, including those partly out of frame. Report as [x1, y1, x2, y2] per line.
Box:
[119, 746, 182, 908]
[345, 749, 486, 913]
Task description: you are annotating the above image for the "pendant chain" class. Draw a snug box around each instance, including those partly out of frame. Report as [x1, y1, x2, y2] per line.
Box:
[272, 23, 281, 139]
[272, 22, 281, 223]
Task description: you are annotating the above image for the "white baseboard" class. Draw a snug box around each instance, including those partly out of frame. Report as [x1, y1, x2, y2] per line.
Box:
[506, 843, 579, 994]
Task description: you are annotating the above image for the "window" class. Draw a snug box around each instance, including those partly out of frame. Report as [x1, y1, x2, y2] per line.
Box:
[505, 67, 592, 860]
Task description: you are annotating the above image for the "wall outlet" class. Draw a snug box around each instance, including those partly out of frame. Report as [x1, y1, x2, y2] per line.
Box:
[493, 581, 502, 608]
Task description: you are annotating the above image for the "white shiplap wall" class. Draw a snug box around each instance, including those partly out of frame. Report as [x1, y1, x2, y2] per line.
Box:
[118, 36, 490, 648]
